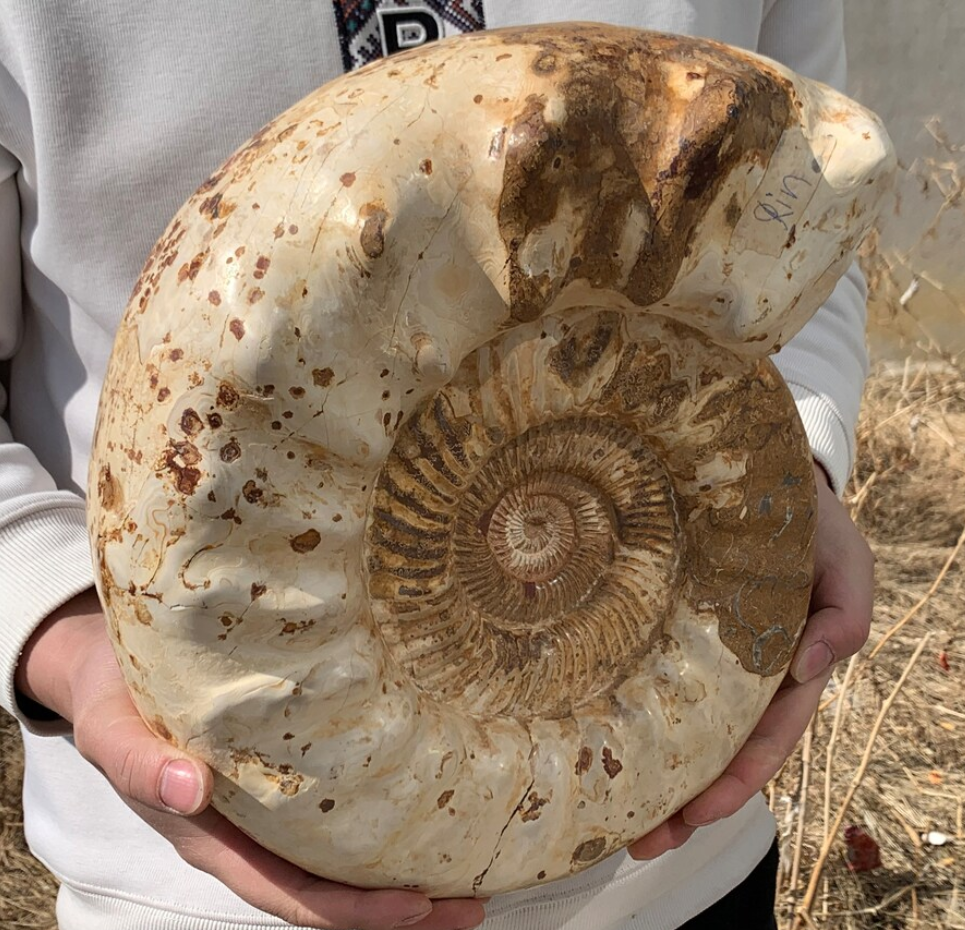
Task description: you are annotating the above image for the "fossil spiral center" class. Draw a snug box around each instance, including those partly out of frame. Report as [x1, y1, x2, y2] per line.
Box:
[485, 476, 607, 584]
[366, 407, 682, 718]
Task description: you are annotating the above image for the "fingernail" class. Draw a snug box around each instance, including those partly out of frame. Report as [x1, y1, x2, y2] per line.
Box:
[795, 642, 834, 682]
[393, 905, 433, 928]
[159, 759, 204, 814]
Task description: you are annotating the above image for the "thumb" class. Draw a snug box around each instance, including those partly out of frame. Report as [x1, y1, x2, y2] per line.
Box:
[71, 650, 213, 816]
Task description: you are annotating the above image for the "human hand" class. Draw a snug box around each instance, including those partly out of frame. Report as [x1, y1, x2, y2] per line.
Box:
[16, 590, 486, 930]
[628, 463, 874, 859]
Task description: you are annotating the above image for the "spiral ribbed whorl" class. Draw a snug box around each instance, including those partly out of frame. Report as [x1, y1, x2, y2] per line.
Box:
[365, 307, 808, 720]
[367, 406, 679, 718]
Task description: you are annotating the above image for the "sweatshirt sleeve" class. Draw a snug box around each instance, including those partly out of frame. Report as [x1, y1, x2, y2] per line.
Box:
[0, 146, 93, 734]
[758, 0, 869, 494]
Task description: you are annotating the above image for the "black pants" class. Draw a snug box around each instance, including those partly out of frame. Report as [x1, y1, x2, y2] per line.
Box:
[678, 841, 779, 929]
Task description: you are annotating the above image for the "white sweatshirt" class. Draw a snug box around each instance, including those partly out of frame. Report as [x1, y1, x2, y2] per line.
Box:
[0, 2, 867, 929]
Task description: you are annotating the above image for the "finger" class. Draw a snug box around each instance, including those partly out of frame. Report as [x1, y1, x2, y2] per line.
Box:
[136, 803, 486, 930]
[72, 661, 212, 816]
[791, 485, 874, 683]
[627, 813, 696, 861]
[681, 670, 830, 827]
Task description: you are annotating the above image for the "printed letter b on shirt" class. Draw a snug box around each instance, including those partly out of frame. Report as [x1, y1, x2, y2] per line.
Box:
[377, 8, 443, 55]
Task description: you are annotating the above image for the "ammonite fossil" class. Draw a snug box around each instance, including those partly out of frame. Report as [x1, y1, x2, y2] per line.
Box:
[88, 25, 895, 897]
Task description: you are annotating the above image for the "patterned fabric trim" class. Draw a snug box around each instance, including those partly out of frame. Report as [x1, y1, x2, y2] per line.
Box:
[332, 1, 486, 72]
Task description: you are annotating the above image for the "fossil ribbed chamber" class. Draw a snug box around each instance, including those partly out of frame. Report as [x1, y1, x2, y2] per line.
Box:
[88, 25, 895, 896]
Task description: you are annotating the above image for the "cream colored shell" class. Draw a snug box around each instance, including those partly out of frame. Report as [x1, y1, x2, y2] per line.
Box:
[88, 25, 895, 897]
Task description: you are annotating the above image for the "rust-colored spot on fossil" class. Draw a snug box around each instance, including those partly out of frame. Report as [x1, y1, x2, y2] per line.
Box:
[602, 747, 623, 779]
[151, 717, 174, 742]
[253, 255, 271, 280]
[312, 367, 334, 388]
[169, 348, 184, 362]
[420, 158, 433, 175]
[180, 408, 204, 437]
[521, 791, 550, 823]
[319, 798, 336, 813]
[340, 171, 356, 187]
[98, 464, 121, 511]
[290, 529, 321, 553]
[572, 837, 607, 864]
[474, 94, 483, 104]
[207, 412, 223, 429]
[359, 202, 388, 259]
[177, 250, 207, 283]
[289, 386, 306, 399]
[134, 601, 154, 627]
[250, 582, 267, 600]
[163, 441, 202, 495]
[220, 439, 241, 463]
[217, 382, 239, 408]
[199, 193, 236, 221]
[576, 746, 593, 776]
[229, 319, 245, 340]
[208, 290, 222, 306]
[248, 288, 264, 305]
[537, 870, 547, 880]
[437, 789, 455, 809]
[242, 480, 264, 504]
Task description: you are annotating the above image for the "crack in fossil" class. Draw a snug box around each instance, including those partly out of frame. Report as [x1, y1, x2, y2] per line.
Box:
[472, 733, 537, 894]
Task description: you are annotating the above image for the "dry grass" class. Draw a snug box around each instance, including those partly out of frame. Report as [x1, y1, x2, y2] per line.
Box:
[773, 364, 965, 930]
[0, 710, 58, 930]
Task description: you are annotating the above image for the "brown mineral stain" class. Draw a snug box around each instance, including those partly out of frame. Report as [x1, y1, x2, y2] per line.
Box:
[229, 319, 246, 340]
[496, 26, 792, 319]
[572, 837, 607, 864]
[207, 412, 223, 429]
[420, 158, 433, 175]
[208, 290, 222, 306]
[250, 582, 267, 600]
[163, 441, 202, 495]
[217, 382, 239, 408]
[248, 288, 264, 305]
[520, 791, 550, 822]
[219, 439, 241, 463]
[97, 464, 121, 511]
[169, 348, 184, 362]
[180, 408, 204, 437]
[312, 367, 334, 387]
[319, 799, 336, 812]
[437, 789, 455, 809]
[198, 193, 235, 221]
[134, 601, 153, 627]
[242, 480, 264, 504]
[289, 386, 305, 399]
[576, 746, 593, 776]
[602, 747, 623, 779]
[290, 529, 321, 553]
[151, 717, 174, 742]
[359, 202, 388, 259]
[177, 250, 208, 283]
[253, 255, 271, 280]
[340, 172, 356, 187]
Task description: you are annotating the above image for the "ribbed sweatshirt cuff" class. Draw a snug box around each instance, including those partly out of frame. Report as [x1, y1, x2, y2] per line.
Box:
[0, 498, 95, 734]
[783, 382, 853, 497]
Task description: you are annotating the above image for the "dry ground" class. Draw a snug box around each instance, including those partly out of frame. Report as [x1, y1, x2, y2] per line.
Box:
[1, 366, 963, 928]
